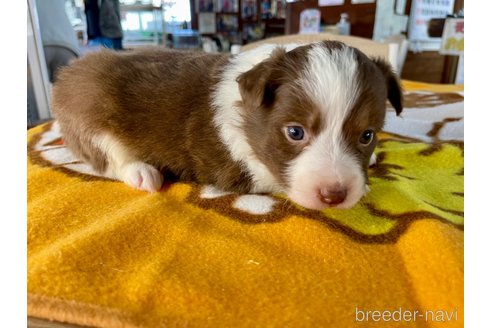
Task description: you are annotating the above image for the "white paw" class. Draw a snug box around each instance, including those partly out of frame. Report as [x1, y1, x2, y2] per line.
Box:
[122, 162, 163, 193]
[369, 153, 377, 167]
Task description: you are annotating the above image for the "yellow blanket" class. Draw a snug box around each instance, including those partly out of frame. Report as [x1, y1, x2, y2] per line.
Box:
[28, 81, 464, 327]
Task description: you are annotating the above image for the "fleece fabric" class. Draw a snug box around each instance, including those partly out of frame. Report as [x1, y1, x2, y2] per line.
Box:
[27, 81, 464, 327]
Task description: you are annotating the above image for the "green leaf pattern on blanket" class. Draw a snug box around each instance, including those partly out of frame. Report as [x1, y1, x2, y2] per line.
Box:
[375, 141, 462, 221]
[317, 140, 463, 237]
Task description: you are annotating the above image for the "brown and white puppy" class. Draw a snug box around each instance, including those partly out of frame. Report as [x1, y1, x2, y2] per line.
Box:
[52, 41, 402, 210]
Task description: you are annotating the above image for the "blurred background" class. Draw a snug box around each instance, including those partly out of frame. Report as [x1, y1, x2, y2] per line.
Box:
[27, 0, 463, 128]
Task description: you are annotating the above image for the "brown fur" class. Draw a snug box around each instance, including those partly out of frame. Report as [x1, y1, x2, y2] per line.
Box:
[52, 48, 254, 192]
[342, 51, 397, 181]
[236, 44, 321, 184]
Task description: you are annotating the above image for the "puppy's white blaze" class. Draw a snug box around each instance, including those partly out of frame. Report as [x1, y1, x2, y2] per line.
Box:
[302, 44, 360, 124]
[212, 44, 299, 193]
[286, 44, 365, 209]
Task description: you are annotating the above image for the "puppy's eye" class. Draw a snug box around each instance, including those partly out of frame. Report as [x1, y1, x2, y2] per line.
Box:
[359, 130, 374, 145]
[286, 126, 304, 141]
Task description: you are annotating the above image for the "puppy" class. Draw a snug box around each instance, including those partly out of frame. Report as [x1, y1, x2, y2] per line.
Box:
[52, 41, 402, 210]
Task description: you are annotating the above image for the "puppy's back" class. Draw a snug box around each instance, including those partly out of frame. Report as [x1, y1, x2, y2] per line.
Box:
[52, 48, 230, 175]
[53, 48, 228, 125]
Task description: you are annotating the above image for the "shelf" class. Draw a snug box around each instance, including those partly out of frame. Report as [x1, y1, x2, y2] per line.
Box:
[192, 0, 287, 45]
[120, 4, 162, 11]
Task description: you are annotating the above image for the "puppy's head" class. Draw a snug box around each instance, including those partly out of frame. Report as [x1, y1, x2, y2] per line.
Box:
[236, 41, 403, 210]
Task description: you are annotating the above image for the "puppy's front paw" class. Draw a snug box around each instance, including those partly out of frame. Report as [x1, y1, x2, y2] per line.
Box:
[123, 162, 163, 193]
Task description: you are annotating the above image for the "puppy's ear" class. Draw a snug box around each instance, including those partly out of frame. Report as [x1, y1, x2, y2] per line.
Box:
[236, 47, 286, 109]
[372, 58, 404, 115]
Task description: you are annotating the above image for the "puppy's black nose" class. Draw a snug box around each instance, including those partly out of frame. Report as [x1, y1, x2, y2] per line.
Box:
[319, 188, 347, 206]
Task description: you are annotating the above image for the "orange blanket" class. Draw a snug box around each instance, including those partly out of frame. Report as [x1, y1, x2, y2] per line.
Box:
[28, 81, 464, 327]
